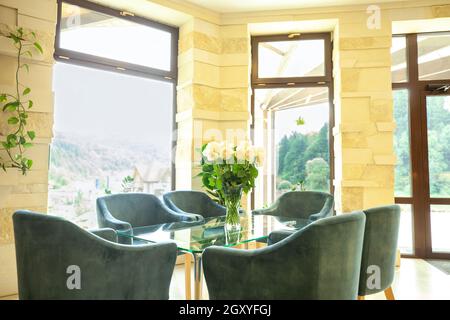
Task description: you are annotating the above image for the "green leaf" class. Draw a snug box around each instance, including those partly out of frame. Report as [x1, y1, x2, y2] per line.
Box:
[7, 134, 17, 143]
[31, 31, 36, 38]
[19, 136, 26, 145]
[1, 142, 9, 149]
[0, 94, 7, 102]
[26, 159, 33, 169]
[24, 143, 33, 149]
[3, 101, 19, 112]
[296, 117, 305, 126]
[28, 100, 33, 109]
[23, 88, 31, 95]
[202, 175, 211, 188]
[8, 33, 20, 43]
[216, 178, 223, 190]
[27, 131, 36, 140]
[22, 64, 29, 72]
[7, 117, 19, 125]
[33, 42, 43, 54]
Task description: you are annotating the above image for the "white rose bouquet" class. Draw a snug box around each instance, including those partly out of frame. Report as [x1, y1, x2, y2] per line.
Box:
[199, 141, 264, 227]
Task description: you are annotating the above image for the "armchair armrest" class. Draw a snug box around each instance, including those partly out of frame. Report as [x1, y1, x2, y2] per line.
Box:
[206, 199, 227, 216]
[267, 230, 294, 245]
[89, 228, 117, 243]
[309, 197, 334, 221]
[252, 201, 279, 216]
[162, 204, 203, 222]
[96, 200, 132, 231]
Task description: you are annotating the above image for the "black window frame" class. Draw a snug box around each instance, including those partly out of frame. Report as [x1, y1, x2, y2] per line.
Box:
[54, 0, 178, 189]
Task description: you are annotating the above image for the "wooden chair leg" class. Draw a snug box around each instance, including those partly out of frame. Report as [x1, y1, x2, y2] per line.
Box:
[255, 241, 266, 249]
[357, 295, 365, 300]
[184, 253, 192, 300]
[384, 286, 395, 300]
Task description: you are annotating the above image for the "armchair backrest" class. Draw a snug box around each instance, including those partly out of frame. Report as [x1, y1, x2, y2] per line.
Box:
[97, 193, 174, 227]
[275, 191, 334, 219]
[358, 205, 400, 296]
[163, 190, 225, 218]
[13, 210, 177, 299]
[203, 212, 366, 299]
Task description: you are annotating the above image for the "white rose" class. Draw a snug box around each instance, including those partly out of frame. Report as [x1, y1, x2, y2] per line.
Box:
[203, 141, 222, 162]
[220, 142, 235, 162]
[236, 141, 255, 163]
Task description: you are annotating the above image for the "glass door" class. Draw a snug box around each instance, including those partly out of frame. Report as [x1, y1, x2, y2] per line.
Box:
[423, 93, 450, 257]
[392, 32, 450, 259]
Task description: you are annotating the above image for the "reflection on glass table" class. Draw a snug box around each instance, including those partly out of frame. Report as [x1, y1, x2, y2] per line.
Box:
[117, 213, 312, 300]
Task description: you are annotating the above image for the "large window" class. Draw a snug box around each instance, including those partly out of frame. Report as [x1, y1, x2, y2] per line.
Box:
[55, 0, 177, 78]
[49, 0, 178, 228]
[392, 32, 450, 259]
[251, 34, 333, 207]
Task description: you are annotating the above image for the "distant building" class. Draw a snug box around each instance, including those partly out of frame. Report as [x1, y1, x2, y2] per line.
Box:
[132, 163, 171, 196]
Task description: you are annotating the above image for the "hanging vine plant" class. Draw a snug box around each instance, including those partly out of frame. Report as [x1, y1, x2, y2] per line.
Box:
[0, 27, 43, 175]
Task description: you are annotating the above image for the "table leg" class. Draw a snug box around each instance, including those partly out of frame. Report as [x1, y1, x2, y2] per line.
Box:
[193, 253, 203, 300]
[184, 253, 192, 300]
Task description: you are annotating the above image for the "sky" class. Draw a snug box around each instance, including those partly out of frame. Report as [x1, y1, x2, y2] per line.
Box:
[274, 102, 329, 144]
[52, 62, 173, 150]
[61, 2, 171, 70]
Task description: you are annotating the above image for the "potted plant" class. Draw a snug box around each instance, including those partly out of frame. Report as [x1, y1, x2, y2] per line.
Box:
[199, 141, 264, 229]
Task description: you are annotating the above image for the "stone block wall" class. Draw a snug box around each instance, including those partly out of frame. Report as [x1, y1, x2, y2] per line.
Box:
[0, 0, 56, 296]
[333, 10, 396, 213]
[176, 18, 251, 190]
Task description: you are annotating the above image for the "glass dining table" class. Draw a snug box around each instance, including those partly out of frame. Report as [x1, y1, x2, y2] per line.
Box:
[117, 213, 312, 300]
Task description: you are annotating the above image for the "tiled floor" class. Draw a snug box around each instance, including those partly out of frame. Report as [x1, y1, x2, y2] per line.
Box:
[173, 258, 450, 300]
[2, 258, 449, 300]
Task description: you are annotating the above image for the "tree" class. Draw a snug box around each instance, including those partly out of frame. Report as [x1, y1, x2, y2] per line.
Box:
[277, 123, 330, 190]
[304, 158, 329, 191]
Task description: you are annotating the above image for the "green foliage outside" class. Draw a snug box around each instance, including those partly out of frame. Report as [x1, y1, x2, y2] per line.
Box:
[277, 123, 330, 192]
[394, 90, 450, 197]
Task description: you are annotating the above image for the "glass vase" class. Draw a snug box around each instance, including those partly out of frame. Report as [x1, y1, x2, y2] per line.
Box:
[223, 184, 243, 229]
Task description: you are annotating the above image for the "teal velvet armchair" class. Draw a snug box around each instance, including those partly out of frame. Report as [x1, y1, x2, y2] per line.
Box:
[97, 193, 202, 242]
[13, 210, 177, 300]
[163, 190, 227, 218]
[358, 205, 401, 300]
[252, 191, 334, 221]
[203, 212, 366, 300]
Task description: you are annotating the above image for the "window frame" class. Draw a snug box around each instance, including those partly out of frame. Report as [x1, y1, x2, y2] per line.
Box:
[55, 0, 179, 82]
[54, 0, 178, 189]
[251, 33, 332, 85]
[392, 32, 450, 260]
[250, 33, 334, 208]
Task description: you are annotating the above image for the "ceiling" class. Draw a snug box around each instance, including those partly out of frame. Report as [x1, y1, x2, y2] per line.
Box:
[183, 0, 411, 13]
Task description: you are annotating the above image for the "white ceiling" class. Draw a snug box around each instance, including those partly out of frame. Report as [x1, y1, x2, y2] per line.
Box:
[183, 0, 411, 13]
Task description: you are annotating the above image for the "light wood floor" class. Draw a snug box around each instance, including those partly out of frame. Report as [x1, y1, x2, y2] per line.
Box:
[2, 258, 449, 300]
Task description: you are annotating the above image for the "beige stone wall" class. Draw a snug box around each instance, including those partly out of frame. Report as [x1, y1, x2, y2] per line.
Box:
[333, 11, 396, 213]
[0, 0, 56, 296]
[176, 18, 251, 190]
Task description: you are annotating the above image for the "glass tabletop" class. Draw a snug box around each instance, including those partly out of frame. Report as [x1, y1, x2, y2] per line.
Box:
[117, 214, 312, 253]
